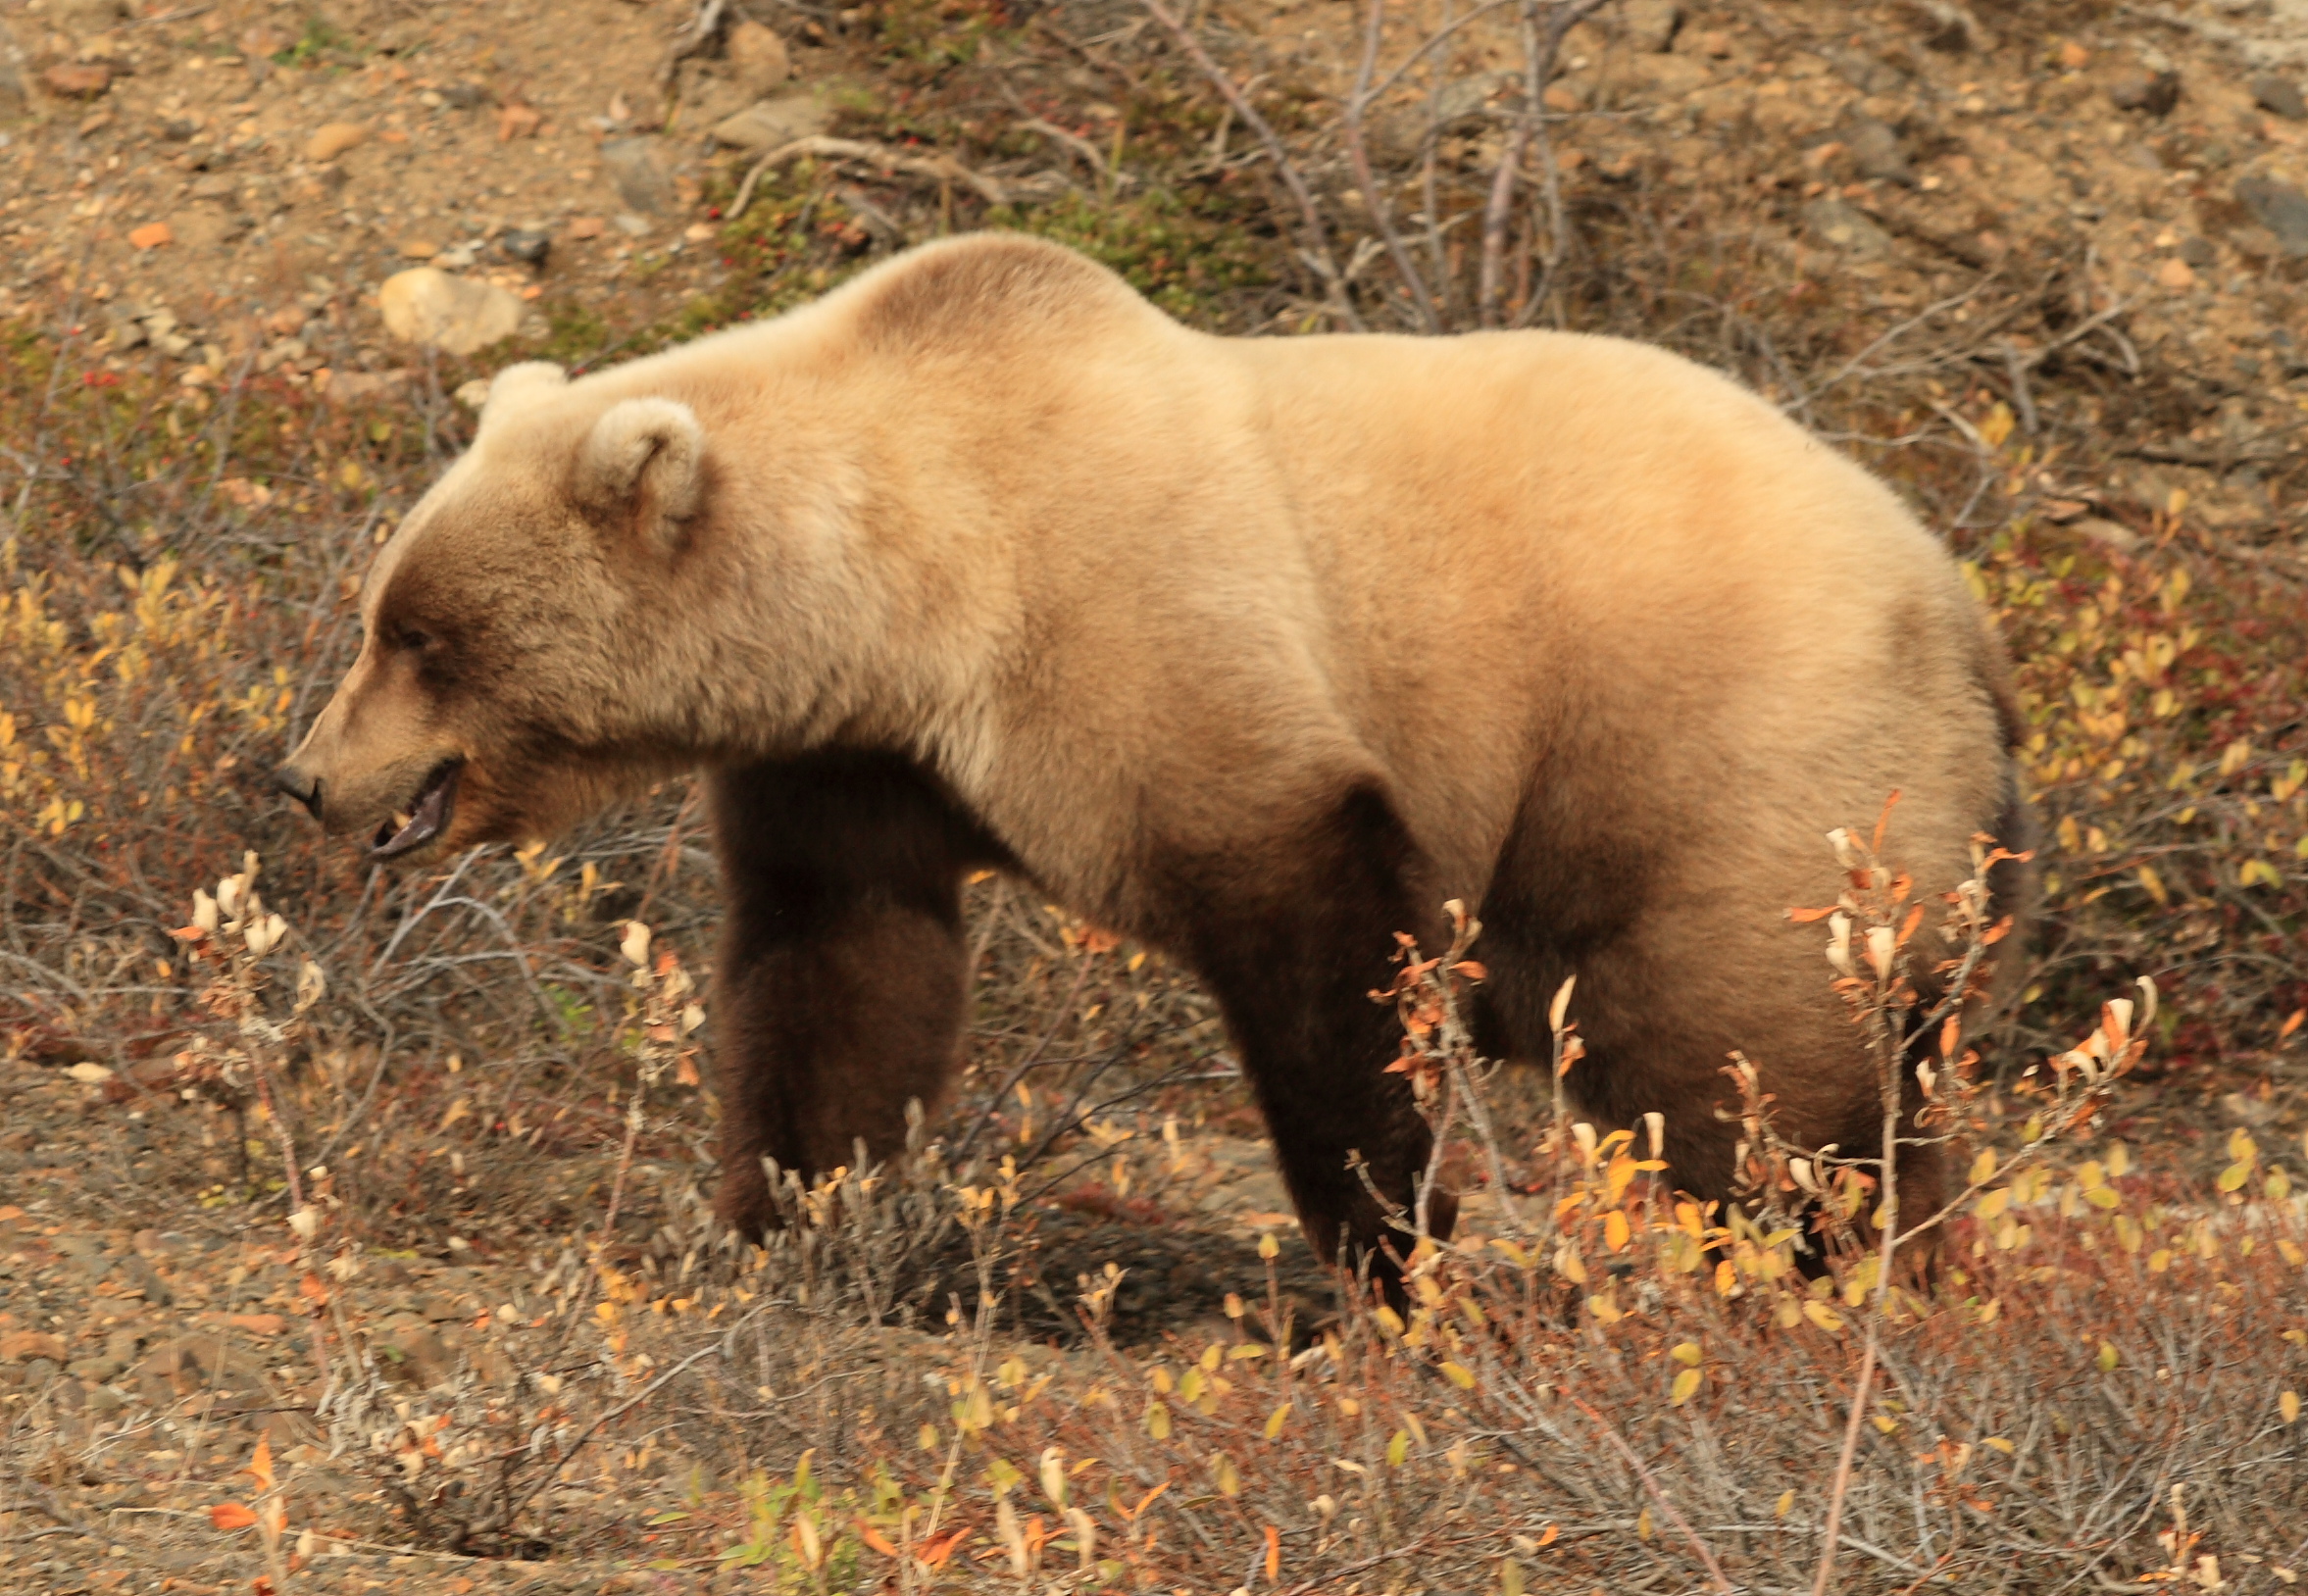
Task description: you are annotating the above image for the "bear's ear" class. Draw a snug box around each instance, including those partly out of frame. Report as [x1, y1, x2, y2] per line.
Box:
[577, 397, 707, 555]
[478, 362, 567, 430]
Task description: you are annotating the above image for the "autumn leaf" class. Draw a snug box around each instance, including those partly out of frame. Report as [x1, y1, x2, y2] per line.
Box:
[211, 1502, 259, 1530]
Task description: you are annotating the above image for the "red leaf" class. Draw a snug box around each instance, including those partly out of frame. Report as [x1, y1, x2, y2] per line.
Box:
[211, 1502, 258, 1530]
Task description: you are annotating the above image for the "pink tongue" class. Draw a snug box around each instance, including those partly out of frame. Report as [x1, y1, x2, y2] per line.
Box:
[383, 777, 446, 851]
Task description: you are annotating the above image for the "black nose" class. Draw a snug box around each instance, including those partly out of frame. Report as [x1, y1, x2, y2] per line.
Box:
[274, 765, 321, 818]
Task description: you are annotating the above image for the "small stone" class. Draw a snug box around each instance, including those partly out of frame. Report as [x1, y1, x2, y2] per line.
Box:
[377, 268, 525, 356]
[601, 134, 677, 214]
[2251, 74, 2307, 122]
[0, 1330, 68, 1363]
[1623, 0, 1681, 53]
[2109, 71, 2181, 117]
[614, 212, 652, 236]
[127, 221, 172, 249]
[1692, 28, 1733, 58]
[709, 90, 833, 152]
[727, 20, 791, 96]
[2072, 517, 2142, 556]
[399, 238, 439, 260]
[161, 116, 199, 140]
[189, 174, 233, 199]
[1900, 0, 1990, 52]
[568, 216, 607, 240]
[51, 0, 128, 36]
[2179, 236, 2216, 269]
[1803, 197, 1893, 258]
[440, 80, 489, 110]
[2156, 256, 2196, 290]
[306, 122, 369, 162]
[499, 226, 551, 263]
[498, 102, 542, 141]
[1844, 118, 1910, 183]
[2235, 177, 2308, 258]
[41, 62, 113, 99]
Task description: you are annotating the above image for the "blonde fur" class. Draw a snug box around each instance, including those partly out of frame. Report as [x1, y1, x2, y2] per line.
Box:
[279, 233, 2027, 1263]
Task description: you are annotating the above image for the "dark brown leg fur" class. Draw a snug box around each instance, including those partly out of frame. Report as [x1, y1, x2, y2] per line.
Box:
[706, 752, 996, 1238]
[1165, 783, 1453, 1285]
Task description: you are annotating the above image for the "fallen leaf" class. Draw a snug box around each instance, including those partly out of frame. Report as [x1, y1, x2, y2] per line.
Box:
[228, 1314, 287, 1337]
[211, 1502, 259, 1530]
[127, 223, 173, 251]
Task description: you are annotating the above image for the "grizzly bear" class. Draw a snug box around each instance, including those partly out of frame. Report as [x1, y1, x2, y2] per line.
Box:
[276, 231, 2029, 1278]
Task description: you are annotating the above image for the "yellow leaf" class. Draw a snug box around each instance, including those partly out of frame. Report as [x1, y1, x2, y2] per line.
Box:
[1977, 1187, 2011, 1221]
[2096, 1341, 2120, 1372]
[1145, 1402, 1170, 1439]
[1984, 1436, 2014, 1454]
[1439, 1361, 1476, 1390]
[1265, 1403, 1290, 1440]
[1978, 401, 2016, 449]
[1803, 1300, 1844, 1333]
[1670, 1367, 1702, 1406]
[1775, 1489, 1795, 1519]
[1671, 1341, 1702, 1367]
[1970, 1148, 1997, 1184]
[1385, 1429, 1409, 1468]
[2282, 1390, 2300, 1424]
[1603, 1210, 1631, 1252]
[2218, 1162, 2251, 1193]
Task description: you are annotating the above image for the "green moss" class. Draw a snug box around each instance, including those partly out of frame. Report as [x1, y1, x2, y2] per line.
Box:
[987, 189, 1273, 324]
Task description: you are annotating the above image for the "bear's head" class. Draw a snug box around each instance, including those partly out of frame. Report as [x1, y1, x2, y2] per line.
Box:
[274, 362, 715, 862]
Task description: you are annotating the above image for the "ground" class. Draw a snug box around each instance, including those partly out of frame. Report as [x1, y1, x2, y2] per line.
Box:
[3, 0, 2307, 1592]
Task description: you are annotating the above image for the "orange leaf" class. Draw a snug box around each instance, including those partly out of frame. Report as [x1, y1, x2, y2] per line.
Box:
[248, 1435, 275, 1493]
[2282, 1009, 2305, 1043]
[854, 1520, 898, 1558]
[1452, 961, 1487, 982]
[1264, 1522, 1281, 1582]
[211, 1502, 258, 1530]
[676, 1054, 701, 1087]
[1537, 1522, 1560, 1547]
[1896, 903, 1925, 947]
[128, 221, 174, 250]
[916, 1528, 971, 1570]
[1786, 905, 1837, 923]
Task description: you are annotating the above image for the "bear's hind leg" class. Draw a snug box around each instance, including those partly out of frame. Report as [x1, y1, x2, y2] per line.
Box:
[1177, 783, 1448, 1286]
[706, 752, 990, 1238]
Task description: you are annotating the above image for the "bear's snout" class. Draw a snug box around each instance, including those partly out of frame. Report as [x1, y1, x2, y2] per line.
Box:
[274, 764, 322, 819]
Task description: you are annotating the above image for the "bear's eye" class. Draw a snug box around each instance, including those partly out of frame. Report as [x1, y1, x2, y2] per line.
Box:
[398, 625, 434, 653]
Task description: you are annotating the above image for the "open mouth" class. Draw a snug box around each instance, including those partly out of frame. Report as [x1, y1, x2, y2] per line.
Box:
[371, 760, 463, 859]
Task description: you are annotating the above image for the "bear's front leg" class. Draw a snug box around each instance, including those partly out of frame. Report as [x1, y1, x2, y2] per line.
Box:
[705, 753, 983, 1238]
[1178, 783, 1452, 1287]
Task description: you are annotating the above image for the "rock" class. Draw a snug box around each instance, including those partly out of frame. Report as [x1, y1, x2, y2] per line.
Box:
[307, 122, 369, 162]
[498, 102, 541, 140]
[0, 1330, 67, 1363]
[2072, 517, 2142, 556]
[498, 226, 551, 264]
[2109, 71, 2181, 117]
[569, 216, 607, 240]
[2236, 177, 2308, 258]
[1623, 0, 1681, 53]
[2252, 74, 2307, 122]
[127, 221, 172, 249]
[1899, 0, 1990, 52]
[51, 0, 128, 37]
[726, 20, 791, 96]
[2156, 256, 2196, 290]
[709, 90, 833, 152]
[1803, 197, 1892, 258]
[41, 62, 113, 99]
[376, 1318, 454, 1388]
[601, 134, 677, 214]
[377, 269, 525, 356]
[440, 80, 490, 110]
[1843, 118, 1910, 183]
[398, 238, 439, 260]
[614, 212, 652, 236]
[2180, 236, 2216, 269]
